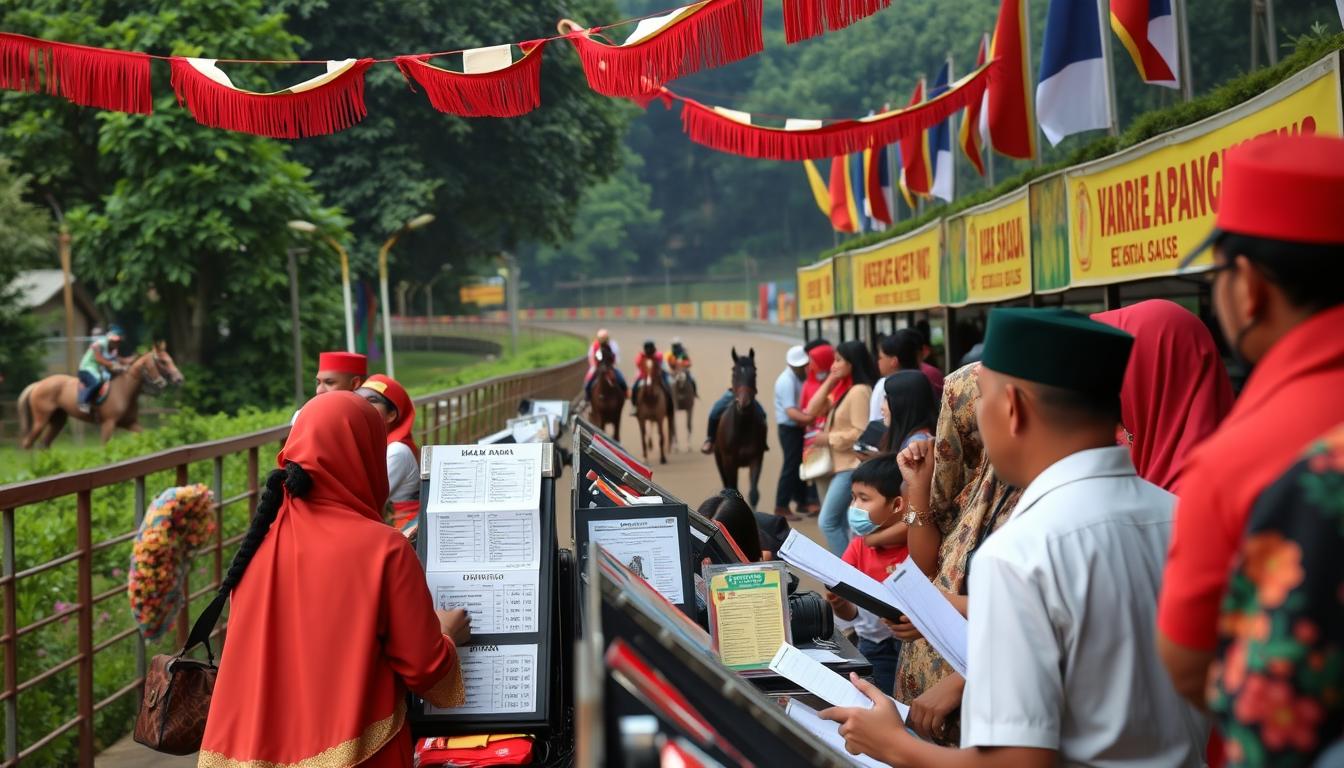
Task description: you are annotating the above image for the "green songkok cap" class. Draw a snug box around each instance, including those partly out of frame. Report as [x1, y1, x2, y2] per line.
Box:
[981, 308, 1134, 400]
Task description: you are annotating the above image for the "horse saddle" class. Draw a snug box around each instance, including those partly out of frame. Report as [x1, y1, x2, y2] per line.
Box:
[81, 378, 112, 406]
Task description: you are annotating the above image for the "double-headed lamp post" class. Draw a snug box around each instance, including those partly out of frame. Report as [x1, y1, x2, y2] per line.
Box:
[377, 214, 435, 378]
[287, 220, 356, 352]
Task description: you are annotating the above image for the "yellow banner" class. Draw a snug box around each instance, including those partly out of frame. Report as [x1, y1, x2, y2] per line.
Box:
[797, 259, 835, 319]
[459, 283, 505, 306]
[963, 189, 1032, 304]
[1066, 59, 1342, 286]
[701, 301, 750, 321]
[674, 302, 699, 320]
[851, 221, 943, 314]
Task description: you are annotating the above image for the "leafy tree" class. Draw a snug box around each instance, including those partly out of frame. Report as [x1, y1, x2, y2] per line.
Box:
[281, 0, 633, 294]
[0, 0, 348, 411]
[0, 157, 52, 393]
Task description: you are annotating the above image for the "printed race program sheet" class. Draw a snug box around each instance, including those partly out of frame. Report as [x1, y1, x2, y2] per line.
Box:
[430, 570, 540, 635]
[587, 516, 685, 604]
[428, 644, 539, 716]
[425, 444, 544, 572]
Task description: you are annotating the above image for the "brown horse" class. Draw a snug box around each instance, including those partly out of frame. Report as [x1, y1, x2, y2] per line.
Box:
[589, 341, 625, 443]
[670, 365, 695, 452]
[713, 348, 768, 509]
[17, 342, 185, 448]
[634, 357, 674, 465]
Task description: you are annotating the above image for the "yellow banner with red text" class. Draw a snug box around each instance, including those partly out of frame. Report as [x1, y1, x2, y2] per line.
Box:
[1066, 58, 1342, 287]
[797, 259, 836, 319]
[850, 221, 943, 314]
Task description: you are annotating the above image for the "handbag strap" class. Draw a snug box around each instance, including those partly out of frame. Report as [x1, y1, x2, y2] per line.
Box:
[176, 590, 228, 665]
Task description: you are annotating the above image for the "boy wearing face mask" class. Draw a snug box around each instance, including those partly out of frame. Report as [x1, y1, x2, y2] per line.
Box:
[824, 453, 910, 695]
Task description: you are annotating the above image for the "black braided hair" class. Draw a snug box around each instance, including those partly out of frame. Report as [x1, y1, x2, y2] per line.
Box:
[218, 461, 310, 595]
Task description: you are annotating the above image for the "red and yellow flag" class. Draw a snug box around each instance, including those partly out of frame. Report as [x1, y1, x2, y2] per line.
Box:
[899, 79, 933, 199]
[985, 0, 1036, 160]
[960, 33, 989, 176]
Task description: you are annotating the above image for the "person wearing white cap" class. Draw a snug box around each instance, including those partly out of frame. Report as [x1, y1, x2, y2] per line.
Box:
[772, 345, 814, 519]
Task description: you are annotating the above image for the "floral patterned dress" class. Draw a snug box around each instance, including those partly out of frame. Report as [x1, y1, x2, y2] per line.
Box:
[1209, 424, 1344, 766]
[892, 365, 1022, 745]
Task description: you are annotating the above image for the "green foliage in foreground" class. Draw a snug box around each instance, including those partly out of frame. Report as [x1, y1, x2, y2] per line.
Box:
[0, 334, 584, 764]
[823, 31, 1344, 259]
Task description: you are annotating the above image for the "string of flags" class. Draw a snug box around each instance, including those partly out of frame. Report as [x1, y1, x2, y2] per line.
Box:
[805, 0, 1199, 233]
[0, 0, 892, 140]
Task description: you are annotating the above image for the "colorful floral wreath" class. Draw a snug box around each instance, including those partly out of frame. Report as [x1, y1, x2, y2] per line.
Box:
[127, 484, 217, 641]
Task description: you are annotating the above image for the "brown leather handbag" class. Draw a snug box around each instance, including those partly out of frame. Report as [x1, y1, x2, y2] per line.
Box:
[133, 591, 227, 754]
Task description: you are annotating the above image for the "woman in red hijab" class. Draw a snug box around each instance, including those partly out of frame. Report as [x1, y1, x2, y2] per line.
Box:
[200, 391, 471, 768]
[1093, 299, 1234, 492]
[356, 374, 420, 527]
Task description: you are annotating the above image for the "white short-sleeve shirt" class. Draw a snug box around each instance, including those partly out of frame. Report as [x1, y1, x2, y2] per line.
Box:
[386, 442, 420, 503]
[869, 376, 888, 422]
[960, 446, 1208, 767]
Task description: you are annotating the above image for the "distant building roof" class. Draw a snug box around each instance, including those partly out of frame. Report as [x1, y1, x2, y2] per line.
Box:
[9, 270, 70, 309]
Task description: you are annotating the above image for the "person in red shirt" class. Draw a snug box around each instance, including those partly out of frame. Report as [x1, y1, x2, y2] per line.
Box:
[632, 339, 671, 402]
[1157, 134, 1344, 709]
[824, 453, 908, 695]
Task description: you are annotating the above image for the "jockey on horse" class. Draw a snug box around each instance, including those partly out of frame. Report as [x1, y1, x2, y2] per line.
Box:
[77, 324, 130, 413]
[585, 328, 627, 401]
[667, 338, 696, 397]
[632, 340, 673, 403]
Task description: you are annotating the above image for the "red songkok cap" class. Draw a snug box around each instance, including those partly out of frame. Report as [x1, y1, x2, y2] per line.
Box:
[1182, 133, 1344, 266]
[316, 351, 367, 376]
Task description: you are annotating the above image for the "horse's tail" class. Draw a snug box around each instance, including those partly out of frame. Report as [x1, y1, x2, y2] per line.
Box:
[16, 382, 35, 440]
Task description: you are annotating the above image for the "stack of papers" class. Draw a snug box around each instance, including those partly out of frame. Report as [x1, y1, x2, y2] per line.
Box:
[777, 531, 969, 677]
[768, 644, 910, 719]
[786, 700, 891, 768]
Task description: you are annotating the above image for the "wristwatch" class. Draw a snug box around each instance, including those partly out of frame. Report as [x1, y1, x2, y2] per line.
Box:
[903, 504, 924, 526]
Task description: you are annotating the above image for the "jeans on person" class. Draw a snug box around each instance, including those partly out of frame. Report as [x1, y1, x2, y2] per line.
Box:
[77, 370, 101, 404]
[704, 392, 767, 442]
[857, 637, 902, 696]
[776, 424, 806, 510]
[819, 469, 855, 555]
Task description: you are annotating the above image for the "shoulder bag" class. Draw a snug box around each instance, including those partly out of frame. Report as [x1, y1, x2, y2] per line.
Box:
[133, 590, 227, 754]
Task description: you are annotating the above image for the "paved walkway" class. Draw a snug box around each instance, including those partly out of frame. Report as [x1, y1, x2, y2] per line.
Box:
[99, 321, 810, 765]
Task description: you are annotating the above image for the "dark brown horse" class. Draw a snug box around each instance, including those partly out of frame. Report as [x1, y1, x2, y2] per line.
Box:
[670, 364, 695, 452]
[589, 341, 625, 442]
[18, 342, 185, 448]
[713, 347, 768, 508]
[633, 357, 675, 465]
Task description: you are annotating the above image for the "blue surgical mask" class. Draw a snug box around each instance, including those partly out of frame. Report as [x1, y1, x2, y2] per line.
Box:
[848, 505, 879, 536]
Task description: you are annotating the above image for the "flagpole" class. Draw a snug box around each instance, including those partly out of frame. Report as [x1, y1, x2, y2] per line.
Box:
[1024, 0, 1043, 166]
[1097, 0, 1121, 136]
[1175, 0, 1194, 101]
[947, 53, 957, 202]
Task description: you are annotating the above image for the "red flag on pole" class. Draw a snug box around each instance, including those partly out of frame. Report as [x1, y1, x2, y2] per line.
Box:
[985, 0, 1036, 160]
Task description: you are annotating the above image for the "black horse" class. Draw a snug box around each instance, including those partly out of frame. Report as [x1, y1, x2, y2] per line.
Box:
[712, 347, 768, 509]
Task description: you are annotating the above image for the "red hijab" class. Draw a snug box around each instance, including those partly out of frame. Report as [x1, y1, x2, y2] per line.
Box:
[201, 392, 462, 767]
[1093, 300, 1234, 492]
[800, 344, 835, 410]
[363, 374, 417, 456]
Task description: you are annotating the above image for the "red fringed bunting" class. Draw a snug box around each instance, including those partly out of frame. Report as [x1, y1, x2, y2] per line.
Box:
[569, 0, 763, 98]
[0, 32, 152, 114]
[395, 41, 546, 118]
[169, 57, 375, 139]
[678, 58, 998, 160]
[783, 0, 892, 44]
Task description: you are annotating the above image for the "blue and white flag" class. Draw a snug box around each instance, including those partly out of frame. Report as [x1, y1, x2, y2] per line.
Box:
[1037, 0, 1114, 146]
[928, 60, 955, 202]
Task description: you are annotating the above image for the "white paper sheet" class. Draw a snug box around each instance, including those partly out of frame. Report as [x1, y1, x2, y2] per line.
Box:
[801, 648, 846, 664]
[428, 643, 538, 715]
[769, 644, 911, 720]
[778, 531, 905, 615]
[588, 516, 685, 604]
[426, 443, 542, 513]
[430, 570, 540, 634]
[508, 414, 550, 444]
[884, 561, 969, 677]
[426, 508, 540, 572]
[785, 700, 894, 768]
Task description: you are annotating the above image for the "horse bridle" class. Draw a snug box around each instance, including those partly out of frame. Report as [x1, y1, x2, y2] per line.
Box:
[135, 353, 170, 394]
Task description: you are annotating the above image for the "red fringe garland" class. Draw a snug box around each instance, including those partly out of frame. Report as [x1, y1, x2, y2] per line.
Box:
[395, 41, 545, 118]
[569, 0, 763, 98]
[679, 59, 998, 161]
[169, 57, 375, 139]
[0, 32, 152, 114]
[783, 0, 892, 44]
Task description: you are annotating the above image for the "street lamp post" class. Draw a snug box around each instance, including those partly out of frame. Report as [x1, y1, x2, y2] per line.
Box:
[288, 220, 355, 352]
[377, 213, 435, 378]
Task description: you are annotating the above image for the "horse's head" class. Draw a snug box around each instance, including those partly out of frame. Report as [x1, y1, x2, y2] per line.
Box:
[729, 347, 757, 412]
[152, 342, 185, 385]
[134, 341, 184, 393]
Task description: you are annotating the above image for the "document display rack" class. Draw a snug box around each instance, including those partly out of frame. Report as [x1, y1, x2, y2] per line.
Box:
[410, 442, 560, 736]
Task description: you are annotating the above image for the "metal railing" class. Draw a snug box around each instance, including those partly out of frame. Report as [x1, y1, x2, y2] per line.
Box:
[0, 352, 586, 766]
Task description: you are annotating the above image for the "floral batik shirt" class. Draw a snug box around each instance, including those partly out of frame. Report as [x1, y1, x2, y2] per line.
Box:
[1209, 424, 1344, 767]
